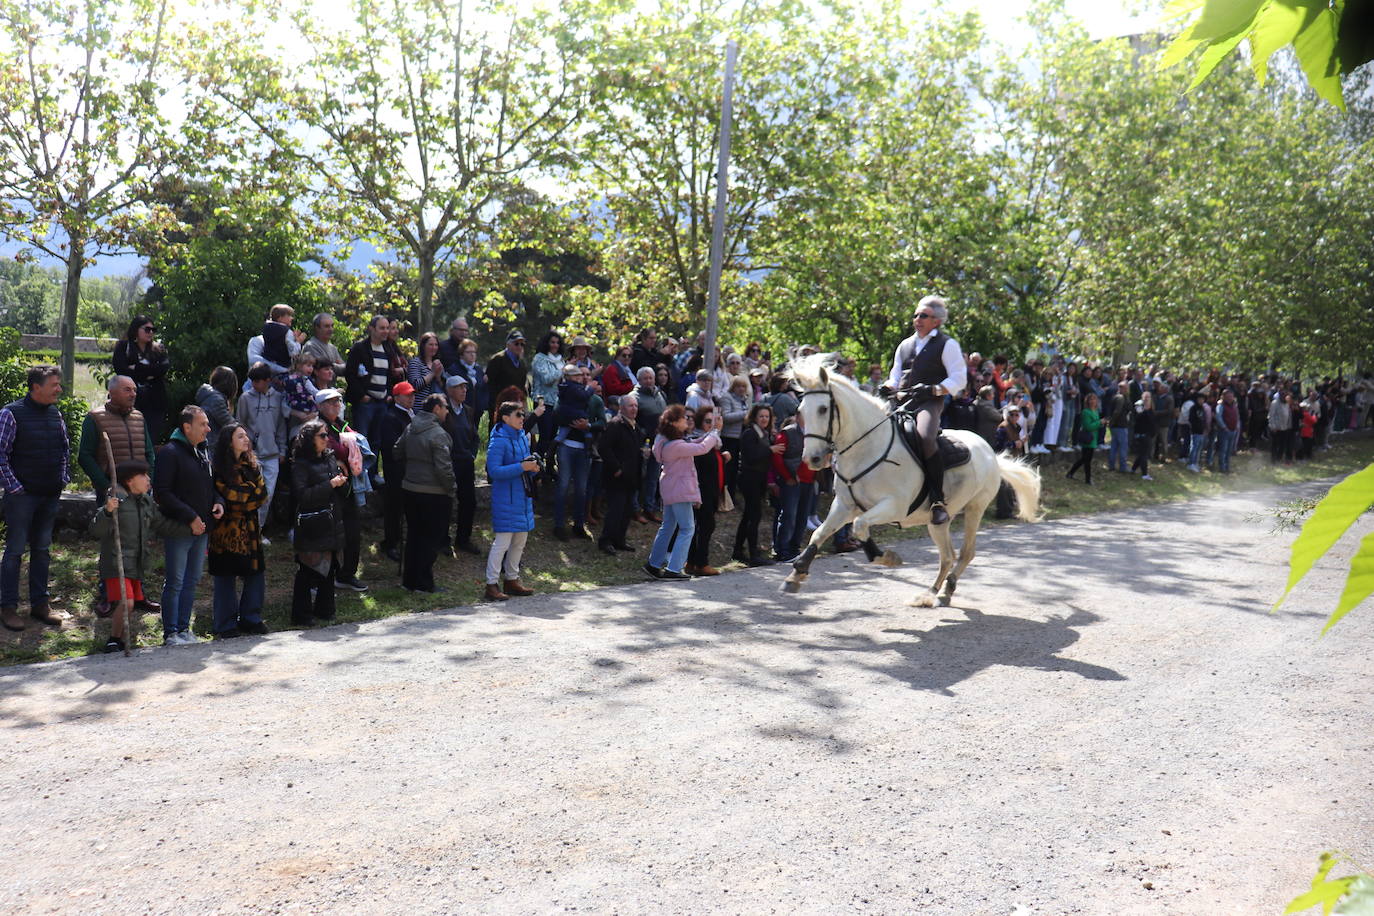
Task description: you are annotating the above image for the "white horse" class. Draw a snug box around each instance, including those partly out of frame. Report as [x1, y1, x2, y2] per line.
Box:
[782, 355, 1041, 606]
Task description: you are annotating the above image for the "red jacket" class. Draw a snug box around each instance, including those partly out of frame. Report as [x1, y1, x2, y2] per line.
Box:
[599, 360, 634, 397]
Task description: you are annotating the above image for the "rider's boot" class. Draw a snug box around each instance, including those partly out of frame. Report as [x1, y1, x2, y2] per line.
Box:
[926, 449, 949, 526]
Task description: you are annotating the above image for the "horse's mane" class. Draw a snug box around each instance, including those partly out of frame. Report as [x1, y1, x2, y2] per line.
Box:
[787, 352, 888, 413]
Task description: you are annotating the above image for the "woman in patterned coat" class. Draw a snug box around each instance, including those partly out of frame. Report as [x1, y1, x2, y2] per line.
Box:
[208, 421, 269, 638]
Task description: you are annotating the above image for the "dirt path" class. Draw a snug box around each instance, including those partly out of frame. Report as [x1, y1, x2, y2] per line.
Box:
[2, 479, 1371, 915]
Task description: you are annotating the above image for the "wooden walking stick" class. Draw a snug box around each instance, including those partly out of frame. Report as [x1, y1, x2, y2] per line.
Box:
[101, 432, 132, 657]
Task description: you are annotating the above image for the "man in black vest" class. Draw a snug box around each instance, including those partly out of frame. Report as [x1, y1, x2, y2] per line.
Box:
[0, 366, 70, 631]
[878, 295, 968, 526]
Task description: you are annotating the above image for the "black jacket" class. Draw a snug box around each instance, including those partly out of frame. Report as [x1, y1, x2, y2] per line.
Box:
[375, 404, 413, 477]
[599, 416, 643, 489]
[738, 425, 773, 474]
[291, 451, 346, 553]
[485, 350, 529, 412]
[153, 435, 219, 527]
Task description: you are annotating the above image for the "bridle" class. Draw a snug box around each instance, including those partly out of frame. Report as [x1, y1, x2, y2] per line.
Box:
[799, 386, 902, 510]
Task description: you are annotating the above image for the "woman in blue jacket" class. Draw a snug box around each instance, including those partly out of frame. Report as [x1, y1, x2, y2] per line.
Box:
[485, 400, 541, 601]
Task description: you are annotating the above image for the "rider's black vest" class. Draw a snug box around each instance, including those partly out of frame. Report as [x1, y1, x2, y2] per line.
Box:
[898, 331, 949, 389]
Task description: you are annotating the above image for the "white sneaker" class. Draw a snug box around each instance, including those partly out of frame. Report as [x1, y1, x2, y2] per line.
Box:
[1141, 474, 1153, 481]
[1058, 446, 1076, 453]
[176, 630, 197, 645]
[260, 536, 271, 546]
[806, 514, 821, 530]
[163, 634, 178, 647]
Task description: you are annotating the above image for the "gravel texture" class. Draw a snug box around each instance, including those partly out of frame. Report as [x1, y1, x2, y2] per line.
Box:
[2, 478, 1372, 915]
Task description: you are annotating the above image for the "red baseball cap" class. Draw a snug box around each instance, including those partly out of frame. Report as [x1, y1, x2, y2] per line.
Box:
[391, 381, 416, 397]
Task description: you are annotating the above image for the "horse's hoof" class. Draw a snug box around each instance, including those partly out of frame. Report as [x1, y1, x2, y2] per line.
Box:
[781, 577, 804, 594]
[937, 594, 952, 607]
[910, 593, 937, 608]
[876, 550, 902, 568]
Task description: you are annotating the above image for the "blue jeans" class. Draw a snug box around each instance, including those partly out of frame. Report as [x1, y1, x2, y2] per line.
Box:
[1188, 433, 1205, 467]
[162, 533, 208, 636]
[1108, 428, 1129, 472]
[772, 481, 801, 558]
[212, 572, 265, 634]
[1202, 428, 1217, 467]
[1, 491, 59, 608]
[1215, 428, 1238, 473]
[648, 502, 696, 574]
[640, 455, 661, 514]
[554, 443, 591, 528]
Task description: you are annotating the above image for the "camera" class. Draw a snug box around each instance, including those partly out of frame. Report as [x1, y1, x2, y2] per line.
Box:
[524, 454, 545, 470]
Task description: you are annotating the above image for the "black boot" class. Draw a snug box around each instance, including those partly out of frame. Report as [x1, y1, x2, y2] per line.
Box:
[925, 449, 949, 526]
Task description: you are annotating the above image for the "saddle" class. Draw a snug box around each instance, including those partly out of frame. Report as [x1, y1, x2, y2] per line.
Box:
[894, 408, 971, 517]
[894, 411, 972, 470]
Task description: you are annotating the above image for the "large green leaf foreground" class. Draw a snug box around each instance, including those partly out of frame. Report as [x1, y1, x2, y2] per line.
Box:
[1286, 852, 1374, 914]
[1274, 462, 1374, 633]
[1164, 0, 1374, 108]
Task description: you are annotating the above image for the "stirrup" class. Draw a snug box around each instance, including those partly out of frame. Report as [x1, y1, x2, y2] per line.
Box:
[929, 500, 950, 524]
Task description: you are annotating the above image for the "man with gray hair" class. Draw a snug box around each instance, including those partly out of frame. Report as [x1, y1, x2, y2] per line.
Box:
[879, 294, 968, 526]
[77, 374, 156, 507]
[77, 373, 158, 618]
[302, 312, 347, 376]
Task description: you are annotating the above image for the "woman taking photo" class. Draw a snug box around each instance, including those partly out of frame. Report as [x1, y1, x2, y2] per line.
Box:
[732, 404, 780, 566]
[406, 332, 445, 399]
[113, 315, 170, 443]
[685, 404, 729, 577]
[208, 421, 269, 638]
[484, 401, 541, 601]
[195, 366, 239, 452]
[399, 393, 454, 593]
[1065, 393, 1102, 485]
[289, 419, 347, 626]
[644, 404, 721, 580]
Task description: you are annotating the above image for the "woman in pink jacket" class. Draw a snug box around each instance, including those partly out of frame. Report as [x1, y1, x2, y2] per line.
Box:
[644, 404, 722, 580]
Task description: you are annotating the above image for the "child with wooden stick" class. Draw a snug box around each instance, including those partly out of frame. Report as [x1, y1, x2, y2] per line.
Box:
[91, 460, 190, 653]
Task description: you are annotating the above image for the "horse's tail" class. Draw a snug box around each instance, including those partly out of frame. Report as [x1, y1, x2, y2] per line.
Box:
[996, 454, 1043, 523]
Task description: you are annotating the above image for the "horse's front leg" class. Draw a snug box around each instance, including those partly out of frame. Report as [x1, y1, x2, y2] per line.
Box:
[851, 497, 904, 568]
[781, 497, 858, 593]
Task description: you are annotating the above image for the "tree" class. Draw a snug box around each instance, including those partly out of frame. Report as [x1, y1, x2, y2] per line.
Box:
[0, 0, 193, 387]
[198, 0, 595, 339]
[566, 0, 885, 334]
[146, 209, 325, 411]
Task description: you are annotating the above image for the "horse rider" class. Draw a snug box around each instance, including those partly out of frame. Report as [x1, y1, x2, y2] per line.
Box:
[878, 295, 968, 526]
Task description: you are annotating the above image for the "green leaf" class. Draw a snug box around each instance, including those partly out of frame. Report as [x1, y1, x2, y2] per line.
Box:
[1292, 4, 1345, 108]
[1336, 876, 1374, 915]
[1188, 30, 1250, 88]
[1286, 878, 1356, 915]
[1324, 532, 1374, 635]
[1188, 0, 1268, 41]
[1159, 33, 1206, 69]
[1275, 463, 1374, 610]
[1163, 0, 1207, 19]
[1249, 0, 1318, 83]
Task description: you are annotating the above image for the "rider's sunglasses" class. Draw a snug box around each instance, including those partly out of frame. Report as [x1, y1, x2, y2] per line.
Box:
[914, 312, 936, 320]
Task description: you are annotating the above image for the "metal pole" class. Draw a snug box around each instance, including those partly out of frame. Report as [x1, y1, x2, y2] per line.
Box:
[703, 39, 737, 375]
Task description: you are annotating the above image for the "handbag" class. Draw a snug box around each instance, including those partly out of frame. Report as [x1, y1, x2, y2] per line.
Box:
[719, 487, 735, 513]
[295, 506, 334, 541]
[1075, 427, 1093, 447]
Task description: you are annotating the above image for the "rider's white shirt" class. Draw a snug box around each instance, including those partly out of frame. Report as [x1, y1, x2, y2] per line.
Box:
[886, 329, 968, 396]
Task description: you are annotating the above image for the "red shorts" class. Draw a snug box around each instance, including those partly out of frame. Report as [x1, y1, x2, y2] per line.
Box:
[104, 578, 146, 603]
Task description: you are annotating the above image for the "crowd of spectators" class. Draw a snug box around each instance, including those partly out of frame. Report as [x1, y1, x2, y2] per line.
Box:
[1, 306, 1371, 652]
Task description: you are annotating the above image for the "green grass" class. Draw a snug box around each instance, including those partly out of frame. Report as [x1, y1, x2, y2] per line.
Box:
[4, 431, 1371, 666]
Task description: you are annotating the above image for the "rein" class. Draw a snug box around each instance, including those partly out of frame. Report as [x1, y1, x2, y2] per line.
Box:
[800, 387, 903, 510]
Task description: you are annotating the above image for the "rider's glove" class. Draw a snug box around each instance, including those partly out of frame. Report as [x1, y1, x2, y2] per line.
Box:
[909, 383, 936, 402]
[878, 384, 896, 401]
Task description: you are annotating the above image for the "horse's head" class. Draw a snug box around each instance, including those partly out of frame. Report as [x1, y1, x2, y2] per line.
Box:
[796, 363, 836, 471]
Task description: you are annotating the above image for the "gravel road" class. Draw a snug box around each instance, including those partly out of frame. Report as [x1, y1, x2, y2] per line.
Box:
[2, 479, 1372, 915]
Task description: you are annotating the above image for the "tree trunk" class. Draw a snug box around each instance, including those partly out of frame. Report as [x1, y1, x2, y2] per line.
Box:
[59, 243, 84, 390]
[417, 252, 435, 338]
